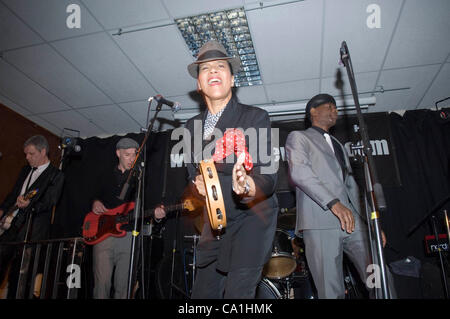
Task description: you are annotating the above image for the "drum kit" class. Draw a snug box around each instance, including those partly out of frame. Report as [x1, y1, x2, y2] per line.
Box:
[256, 207, 317, 299]
[188, 207, 316, 299]
[158, 207, 316, 299]
[158, 204, 365, 299]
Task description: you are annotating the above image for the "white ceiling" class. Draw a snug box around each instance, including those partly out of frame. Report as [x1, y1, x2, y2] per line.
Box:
[0, 0, 449, 138]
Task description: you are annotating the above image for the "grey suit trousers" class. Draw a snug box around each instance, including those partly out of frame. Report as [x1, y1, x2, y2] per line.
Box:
[303, 228, 371, 299]
[93, 232, 132, 299]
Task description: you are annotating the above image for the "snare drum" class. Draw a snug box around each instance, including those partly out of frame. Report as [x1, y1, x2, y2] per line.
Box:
[255, 278, 285, 299]
[263, 229, 297, 279]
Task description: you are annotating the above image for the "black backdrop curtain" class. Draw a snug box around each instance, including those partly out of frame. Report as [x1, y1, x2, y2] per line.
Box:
[51, 107, 450, 298]
[381, 108, 450, 298]
[53, 131, 193, 239]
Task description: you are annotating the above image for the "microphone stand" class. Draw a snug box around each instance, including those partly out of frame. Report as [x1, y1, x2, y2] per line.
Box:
[120, 97, 163, 299]
[340, 41, 390, 299]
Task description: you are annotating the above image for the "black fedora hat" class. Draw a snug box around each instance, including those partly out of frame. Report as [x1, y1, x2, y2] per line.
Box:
[187, 40, 241, 78]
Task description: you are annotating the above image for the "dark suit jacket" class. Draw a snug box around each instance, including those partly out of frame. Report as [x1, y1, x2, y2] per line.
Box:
[0, 163, 64, 241]
[184, 95, 279, 272]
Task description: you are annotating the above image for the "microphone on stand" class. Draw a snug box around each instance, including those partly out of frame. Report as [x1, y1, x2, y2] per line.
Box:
[62, 143, 81, 152]
[154, 94, 181, 112]
[59, 137, 81, 152]
[340, 41, 349, 66]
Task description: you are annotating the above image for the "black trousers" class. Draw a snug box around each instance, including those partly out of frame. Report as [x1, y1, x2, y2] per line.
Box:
[191, 260, 263, 299]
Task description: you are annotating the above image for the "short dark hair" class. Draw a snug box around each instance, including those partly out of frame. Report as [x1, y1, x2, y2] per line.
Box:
[24, 135, 49, 155]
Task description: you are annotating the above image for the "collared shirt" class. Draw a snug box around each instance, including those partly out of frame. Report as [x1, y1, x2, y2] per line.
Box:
[20, 162, 50, 196]
[311, 126, 346, 175]
[311, 126, 346, 209]
[97, 166, 135, 209]
[203, 107, 226, 140]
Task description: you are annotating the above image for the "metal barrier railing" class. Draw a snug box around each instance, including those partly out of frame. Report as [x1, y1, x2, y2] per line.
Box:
[0, 237, 85, 299]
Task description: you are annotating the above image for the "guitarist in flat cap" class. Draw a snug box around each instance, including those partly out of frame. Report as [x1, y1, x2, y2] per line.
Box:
[89, 137, 166, 299]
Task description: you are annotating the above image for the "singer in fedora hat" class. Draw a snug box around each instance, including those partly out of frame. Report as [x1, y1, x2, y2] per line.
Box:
[184, 40, 279, 299]
[187, 41, 241, 79]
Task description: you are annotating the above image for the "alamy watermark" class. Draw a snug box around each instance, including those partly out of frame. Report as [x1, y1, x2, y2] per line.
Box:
[66, 4, 81, 29]
[366, 263, 382, 289]
[66, 263, 81, 289]
[170, 121, 280, 174]
[366, 4, 381, 29]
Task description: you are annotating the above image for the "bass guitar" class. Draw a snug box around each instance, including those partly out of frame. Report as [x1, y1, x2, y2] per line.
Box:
[0, 189, 39, 236]
[82, 199, 196, 245]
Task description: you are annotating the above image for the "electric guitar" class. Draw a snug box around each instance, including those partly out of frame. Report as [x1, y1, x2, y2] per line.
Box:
[82, 199, 197, 245]
[0, 189, 39, 236]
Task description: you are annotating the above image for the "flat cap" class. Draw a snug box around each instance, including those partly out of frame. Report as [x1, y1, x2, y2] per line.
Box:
[116, 137, 139, 150]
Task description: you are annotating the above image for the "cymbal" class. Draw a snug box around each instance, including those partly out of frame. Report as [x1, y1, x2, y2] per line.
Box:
[277, 210, 296, 230]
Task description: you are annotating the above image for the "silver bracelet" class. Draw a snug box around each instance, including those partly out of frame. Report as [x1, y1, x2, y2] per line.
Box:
[232, 180, 250, 195]
[243, 180, 250, 195]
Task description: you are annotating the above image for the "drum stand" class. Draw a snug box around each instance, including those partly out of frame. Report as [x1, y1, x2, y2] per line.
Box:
[184, 234, 200, 294]
[168, 211, 188, 299]
[282, 276, 293, 299]
[343, 261, 362, 299]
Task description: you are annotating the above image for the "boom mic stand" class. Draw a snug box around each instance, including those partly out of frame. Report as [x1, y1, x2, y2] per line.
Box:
[339, 41, 391, 299]
[120, 97, 164, 299]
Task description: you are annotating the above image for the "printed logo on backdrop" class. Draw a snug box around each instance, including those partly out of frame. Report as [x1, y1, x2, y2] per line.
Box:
[332, 112, 401, 188]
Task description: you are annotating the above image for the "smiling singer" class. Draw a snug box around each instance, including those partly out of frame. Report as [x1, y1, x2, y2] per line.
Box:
[184, 41, 279, 299]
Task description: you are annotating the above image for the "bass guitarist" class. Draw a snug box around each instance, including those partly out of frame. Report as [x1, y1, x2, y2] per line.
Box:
[90, 137, 165, 299]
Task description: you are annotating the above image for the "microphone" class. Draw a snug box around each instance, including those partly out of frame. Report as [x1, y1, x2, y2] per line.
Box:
[154, 94, 181, 112]
[339, 41, 349, 66]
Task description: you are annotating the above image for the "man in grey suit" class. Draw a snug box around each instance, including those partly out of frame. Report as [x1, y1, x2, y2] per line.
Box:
[285, 93, 386, 299]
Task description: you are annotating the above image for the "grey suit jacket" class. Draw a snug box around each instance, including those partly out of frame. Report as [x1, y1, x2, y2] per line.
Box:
[285, 127, 365, 232]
